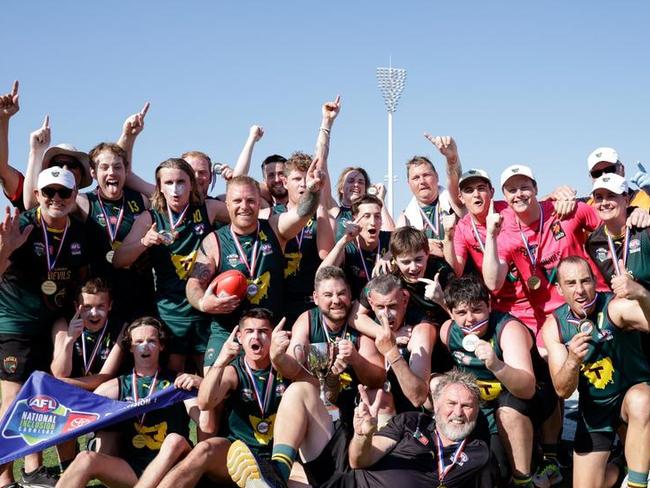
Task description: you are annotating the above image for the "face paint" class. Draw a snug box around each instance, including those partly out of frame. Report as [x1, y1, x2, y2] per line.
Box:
[164, 182, 186, 198]
[136, 341, 158, 355]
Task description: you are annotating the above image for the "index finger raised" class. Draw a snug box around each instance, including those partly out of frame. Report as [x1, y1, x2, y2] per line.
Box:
[227, 325, 239, 342]
[11, 80, 18, 96]
[274, 317, 287, 333]
[43, 114, 50, 129]
[140, 102, 150, 117]
[417, 277, 435, 286]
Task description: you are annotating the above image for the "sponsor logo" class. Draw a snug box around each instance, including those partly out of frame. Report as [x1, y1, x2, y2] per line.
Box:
[194, 223, 206, 235]
[28, 396, 58, 413]
[629, 238, 641, 253]
[70, 242, 81, 255]
[595, 248, 609, 263]
[33, 242, 45, 257]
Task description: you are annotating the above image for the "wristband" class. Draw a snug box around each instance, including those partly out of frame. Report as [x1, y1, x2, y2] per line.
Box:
[388, 354, 403, 367]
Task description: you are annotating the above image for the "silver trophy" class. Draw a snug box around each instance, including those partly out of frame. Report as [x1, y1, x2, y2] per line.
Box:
[294, 342, 338, 406]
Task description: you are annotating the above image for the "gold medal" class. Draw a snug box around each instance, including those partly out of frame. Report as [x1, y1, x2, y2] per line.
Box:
[527, 275, 541, 290]
[105, 250, 115, 263]
[132, 434, 147, 449]
[41, 280, 57, 295]
[256, 421, 270, 434]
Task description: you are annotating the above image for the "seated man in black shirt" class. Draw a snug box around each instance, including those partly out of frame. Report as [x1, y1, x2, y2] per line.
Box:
[226, 369, 493, 488]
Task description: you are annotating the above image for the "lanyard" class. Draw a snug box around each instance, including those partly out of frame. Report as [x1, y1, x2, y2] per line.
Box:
[356, 237, 380, 279]
[470, 217, 485, 253]
[81, 323, 108, 376]
[295, 225, 306, 251]
[605, 227, 630, 276]
[435, 430, 467, 485]
[321, 315, 348, 344]
[243, 359, 274, 417]
[566, 294, 599, 325]
[419, 204, 439, 236]
[459, 318, 489, 335]
[167, 204, 189, 233]
[132, 369, 158, 424]
[40, 211, 69, 272]
[518, 204, 544, 272]
[230, 223, 261, 279]
[97, 193, 125, 243]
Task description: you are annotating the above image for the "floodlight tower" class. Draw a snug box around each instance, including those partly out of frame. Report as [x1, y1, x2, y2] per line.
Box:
[376, 63, 406, 217]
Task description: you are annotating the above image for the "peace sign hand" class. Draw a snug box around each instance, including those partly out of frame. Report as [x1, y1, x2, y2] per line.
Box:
[353, 385, 381, 436]
[306, 157, 323, 193]
[0, 81, 19, 120]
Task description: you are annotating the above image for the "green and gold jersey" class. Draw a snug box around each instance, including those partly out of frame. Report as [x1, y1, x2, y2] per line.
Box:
[554, 292, 650, 430]
[227, 356, 289, 458]
[118, 370, 189, 472]
[284, 217, 321, 317]
[0, 208, 90, 334]
[149, 205, 211, 323]
[86, 188, 154, 320]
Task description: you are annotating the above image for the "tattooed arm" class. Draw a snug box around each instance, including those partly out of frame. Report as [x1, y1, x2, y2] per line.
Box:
[186, 232, 241, 314]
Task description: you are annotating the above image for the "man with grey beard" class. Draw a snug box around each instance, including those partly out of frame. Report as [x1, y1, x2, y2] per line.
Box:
[226, 369, 493, 488]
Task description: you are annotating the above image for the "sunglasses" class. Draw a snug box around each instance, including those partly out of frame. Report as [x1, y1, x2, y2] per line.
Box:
[590, 165, 617, 179]
[50, 159, 81, 171]
[41, 187, 74, 199]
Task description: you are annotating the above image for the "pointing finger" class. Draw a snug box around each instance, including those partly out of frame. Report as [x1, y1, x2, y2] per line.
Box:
[274, 317, 287, 333]
[11, 80, 18, 96]
[488, 199, 495, 215]
[433, 271, 440, 284]
[43, 114, 50, 129]
[227, 325, 239, 343]
[140, 102, 150, 117]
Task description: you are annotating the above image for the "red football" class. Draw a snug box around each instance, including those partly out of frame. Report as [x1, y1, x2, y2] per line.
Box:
[210, 269, 248, 300]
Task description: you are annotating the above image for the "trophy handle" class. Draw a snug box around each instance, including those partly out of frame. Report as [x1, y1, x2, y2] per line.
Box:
[293, 343, 315, 377]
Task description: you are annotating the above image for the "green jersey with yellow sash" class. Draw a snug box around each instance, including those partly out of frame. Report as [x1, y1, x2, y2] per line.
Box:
[118, 369, 190, 476]
[554, 292, 650, 432]
[149, 204, 211, 324]
[307, 307, 360, 427]
[86, 188, 154, 320]
[227, 356, 289, 459]
[0, 208, 90, 334]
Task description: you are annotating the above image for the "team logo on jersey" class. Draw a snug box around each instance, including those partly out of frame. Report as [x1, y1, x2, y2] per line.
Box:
[595, 247, 609, 263]
[226, 254, 240, 267]
[241, 388, 254, 402]
[250, 413, 275, 445]
[581, 356, 614, 389]
[194, 223, 206, 235]
[284, 252, 301, 278]
[275, 382, 286, 396]
[33, 242, 45, 257]
[70, 243, 81, 255]
[132, 421, 168, 450]
[96, 214, 106, 227]
[261, 243, 273, 256]
[476, 379, 503, 402]
[629, 238, 641, 253]
[551, 221, 565, 241]
[3, 356, 17, 374]
[248, 272, 271, 305]
[171, 251, 198, 280]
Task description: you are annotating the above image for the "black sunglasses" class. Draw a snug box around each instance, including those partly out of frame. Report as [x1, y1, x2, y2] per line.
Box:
[41, 187, 74, 199]
[50, 159, 81, 171]
[590, 165, 617, 179]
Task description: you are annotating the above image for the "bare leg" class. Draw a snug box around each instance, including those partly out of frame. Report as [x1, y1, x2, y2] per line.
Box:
[135, 434, 192, 488]
[56, 451, 138, 488]
[157, 437, 231, 488]
[573, 450, 609, 488]
[621, 383, 650, 478]
[495, 406, 533, 477]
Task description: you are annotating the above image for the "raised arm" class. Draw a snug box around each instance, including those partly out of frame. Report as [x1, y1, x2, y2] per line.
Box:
[482, 203, 508, 291]
[197, 326, 240, 410]
[271, 158, 321, 246]
[424, 134, 464, 216]
[542, 315, 587, 399]
[232, 125, 264, 178]
[609, 270, 650, 333]
[0, 81, 23, 202]
[23, 115, 50, 209]
[119, 102, 156, 197]
[316, 96, 341, 211]
[317, 214, 360, 271]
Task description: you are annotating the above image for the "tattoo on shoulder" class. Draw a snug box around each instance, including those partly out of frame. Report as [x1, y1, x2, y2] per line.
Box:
[190, 261, 213, 284]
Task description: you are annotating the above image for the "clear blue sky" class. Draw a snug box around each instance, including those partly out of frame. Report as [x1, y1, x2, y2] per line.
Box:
[3, 1, 649, 213]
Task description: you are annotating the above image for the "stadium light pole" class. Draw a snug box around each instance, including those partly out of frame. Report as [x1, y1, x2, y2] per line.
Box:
[376, 63, 406, 217]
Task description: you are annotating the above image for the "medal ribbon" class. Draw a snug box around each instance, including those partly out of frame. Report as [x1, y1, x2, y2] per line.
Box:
[81, 323, 109, 376]
[566, 294, 599, 325]
[167, 204, 190, 233]
[470, 217, 485, 253]
[40, 211, 69, 273]
[132, 369, 158, 424]
[320, 314, 348, 344]
[460, 318, 489, 335]
[355, 237, 380, 279]
[435, 430, 467, 484]
[97, 193, 125, 244]
[518, 204, 545, 274]
[295, 226, 306, 251]
[243, 359, 274, 417]
[605, 227, 630, 276]
[419, 204, 439, 236]
[230, 222, 261, 280]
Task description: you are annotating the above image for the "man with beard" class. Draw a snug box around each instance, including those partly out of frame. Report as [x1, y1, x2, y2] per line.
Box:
[543, 256, 650, 488]
[226, 369, 492, 488]
[271, 266, 385, 429]
[187, 165, 322, 367]
[318, 194, 391, 299]
[151, 309, 290, 488]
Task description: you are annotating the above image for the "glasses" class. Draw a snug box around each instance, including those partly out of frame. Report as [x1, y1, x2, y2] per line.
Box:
[590, 165, 617, 179]
[50, 159, 81, 171]
[41, 187, 74, 199]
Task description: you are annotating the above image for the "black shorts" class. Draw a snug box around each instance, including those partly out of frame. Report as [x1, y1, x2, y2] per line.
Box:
[303, 420, 351, 487]
[0, 334, 50, 382]
[573, 421, 617, 454]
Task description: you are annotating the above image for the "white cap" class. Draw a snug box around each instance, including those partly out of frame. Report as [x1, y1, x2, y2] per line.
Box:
[37, 167, 76, 190]
[591, 173, 628, 195]
[500, 164, 536, 188]
[459, 169, 491, 188]
[587, 147, 619, 172]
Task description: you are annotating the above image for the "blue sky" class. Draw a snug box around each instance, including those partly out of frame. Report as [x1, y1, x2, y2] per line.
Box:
[3, 1, 649, 214]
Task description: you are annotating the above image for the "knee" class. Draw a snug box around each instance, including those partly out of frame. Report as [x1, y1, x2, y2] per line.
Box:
[284, 381, 319, 404]
[496, 406, 528, 427]
[193, 438, 229, 462]
[161, 434, 190, 456]
[71, 451, 100, 472]
[624, 386, 650, 423]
